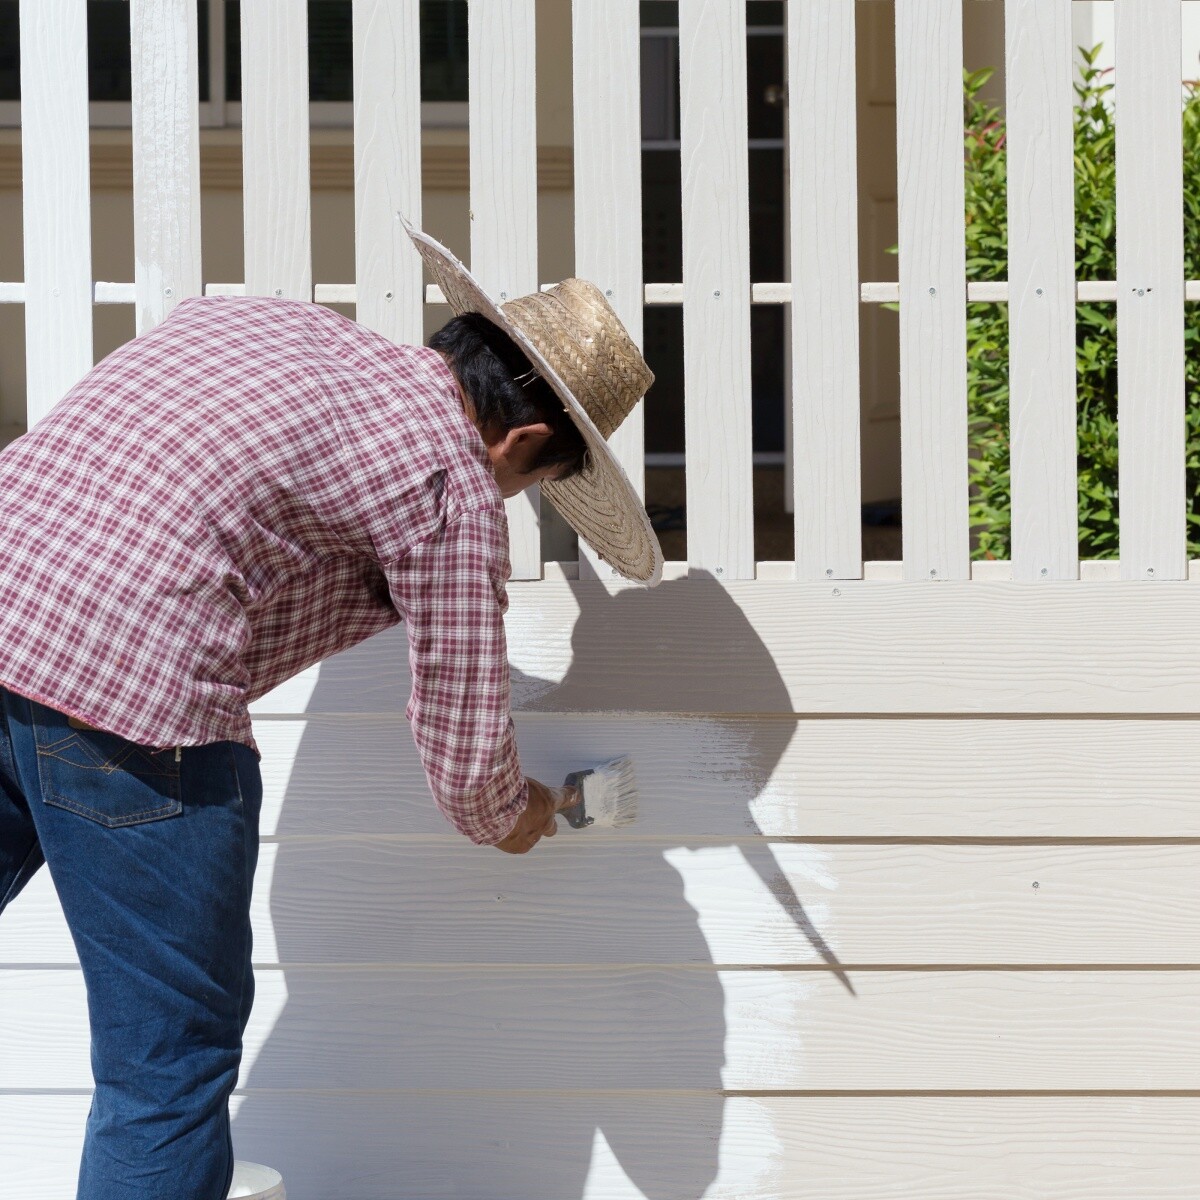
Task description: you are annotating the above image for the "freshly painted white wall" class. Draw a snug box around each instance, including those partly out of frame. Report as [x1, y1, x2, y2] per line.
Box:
[4, 579, 1200, 1197]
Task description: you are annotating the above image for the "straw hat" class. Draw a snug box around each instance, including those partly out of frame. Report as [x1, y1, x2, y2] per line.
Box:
[403, 221, 663, 586]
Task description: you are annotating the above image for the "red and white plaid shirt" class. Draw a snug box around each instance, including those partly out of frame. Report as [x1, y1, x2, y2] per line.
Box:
[0, 296, 527, 845]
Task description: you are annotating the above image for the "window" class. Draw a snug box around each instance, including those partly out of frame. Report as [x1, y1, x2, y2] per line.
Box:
[0, 0, 468, 127]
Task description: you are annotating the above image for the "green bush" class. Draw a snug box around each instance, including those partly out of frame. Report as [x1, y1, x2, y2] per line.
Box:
[961, 48, 1200, 559]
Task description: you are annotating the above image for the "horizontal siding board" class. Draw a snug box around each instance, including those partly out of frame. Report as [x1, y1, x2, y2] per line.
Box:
[248, 582, 1200, 716]
[247, 714, 1200, 840]
[4, 968, 1197, 1091]
[248, 714, 1200, 839]
[6, 1093, 1199, 1200]
[13, 713, 1165, 842]
[7, 843, 1198, 967]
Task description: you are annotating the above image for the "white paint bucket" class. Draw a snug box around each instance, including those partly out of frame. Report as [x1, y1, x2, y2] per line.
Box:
[227, 1161, 285, 1200]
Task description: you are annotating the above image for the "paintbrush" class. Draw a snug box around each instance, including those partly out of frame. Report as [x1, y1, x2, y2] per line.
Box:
[555, 756, 639, 829]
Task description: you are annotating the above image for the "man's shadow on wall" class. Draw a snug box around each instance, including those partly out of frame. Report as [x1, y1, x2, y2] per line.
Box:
[232, 575, 849, 1200]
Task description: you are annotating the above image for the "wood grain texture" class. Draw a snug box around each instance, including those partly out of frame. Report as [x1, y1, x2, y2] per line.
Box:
[7, 841, 1198, 967]
[1116, 0, 1186, 580]
[353, 0, 423, 344]
[894, 0, 969, 581]
[5, 1093, 1199, 1200]
[572, 0, 646, 580]
[244, 578, 1200, 716]
[789, 0, 862, 580]
[234, 713, 1200, 838]
[130, 0, 202, 334]
[469, 0, 541, 578]
[18, 0, 93, 424]
[240, 0, 312, 300]
[1005, 0, 1078, 581]
[3, 968, 1197, 1091]
[678, 0, 755, 577]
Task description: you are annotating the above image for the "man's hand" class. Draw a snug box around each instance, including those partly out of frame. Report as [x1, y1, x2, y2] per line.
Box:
[495, 778, 578, 854]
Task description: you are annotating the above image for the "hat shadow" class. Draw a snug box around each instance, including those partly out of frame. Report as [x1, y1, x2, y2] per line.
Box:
[231, 574, 848, 1198]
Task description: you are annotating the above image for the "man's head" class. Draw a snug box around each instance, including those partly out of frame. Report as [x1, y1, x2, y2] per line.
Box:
[429, 313, 589, 498]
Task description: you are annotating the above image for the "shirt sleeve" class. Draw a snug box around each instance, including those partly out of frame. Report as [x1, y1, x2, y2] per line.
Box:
[384, 504, 528, 845]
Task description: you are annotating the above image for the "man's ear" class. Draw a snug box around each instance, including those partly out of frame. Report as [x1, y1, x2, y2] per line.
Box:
[493, 422, 553, 474]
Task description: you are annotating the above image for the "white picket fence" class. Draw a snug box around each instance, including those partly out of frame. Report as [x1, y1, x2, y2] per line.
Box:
[5, 3, 1200, 1199]
[8, 0, 1196, 583]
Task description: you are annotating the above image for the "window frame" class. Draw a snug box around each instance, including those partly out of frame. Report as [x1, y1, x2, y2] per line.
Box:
[0, 0, 469, 130]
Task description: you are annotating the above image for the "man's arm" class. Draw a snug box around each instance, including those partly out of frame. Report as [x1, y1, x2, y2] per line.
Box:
[386, 505, 536, 847]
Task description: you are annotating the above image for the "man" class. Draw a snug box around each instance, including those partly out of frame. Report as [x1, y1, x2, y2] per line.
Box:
[0, 225, 661, 1198]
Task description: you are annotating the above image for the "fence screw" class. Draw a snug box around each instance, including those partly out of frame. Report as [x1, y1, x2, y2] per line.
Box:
[274, 288, 283, 297]
[1040, 567, 1048, 577]
[384, 290, 394, 301]
[713, 289, 721, 298]
[1136, 288, 1145, 296]
[928, 287, 936, 296]
[1147, 566, 1156, 577]
[1035, 288, 1044, 296]
[825, 568, 833, 577]
[499, 292, 508, 301]
[164, 287, 174, 298]
[832, 587, 841, 597]
[929, 568, 937, 578]
[605, 289, 614, 298]
[715, 566, 724, 575]
[1032, 881, 1039, 889]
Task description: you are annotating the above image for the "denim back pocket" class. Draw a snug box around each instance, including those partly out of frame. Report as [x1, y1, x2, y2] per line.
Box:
[33, 712, 182, 828]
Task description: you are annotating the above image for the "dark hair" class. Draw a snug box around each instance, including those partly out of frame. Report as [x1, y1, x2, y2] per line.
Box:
[428, 312, 588, 480]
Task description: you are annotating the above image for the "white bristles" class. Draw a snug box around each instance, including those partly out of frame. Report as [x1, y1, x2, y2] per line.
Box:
[579, 756, 639, 828]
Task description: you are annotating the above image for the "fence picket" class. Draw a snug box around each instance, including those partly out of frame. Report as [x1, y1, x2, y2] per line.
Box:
[789, 0, 862, 580]
[241, 0, 312, 301]
[894, 0, 969, 581]
[572, 0, 646, 580]
[1116, 0, 1186, 580]
[1006, 0, 1078, 581]
[130, 0, 202, 335]
[678, 0, 755, 579]
[19, 0, 93, 425]
[353, 0, 423, 344]
[469, 0, 541, 579]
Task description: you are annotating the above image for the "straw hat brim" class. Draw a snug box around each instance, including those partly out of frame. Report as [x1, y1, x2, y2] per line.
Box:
[403, 221, 663, 586]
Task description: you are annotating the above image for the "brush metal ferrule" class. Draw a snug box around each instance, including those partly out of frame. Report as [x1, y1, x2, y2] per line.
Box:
[558, 768, 594, 829]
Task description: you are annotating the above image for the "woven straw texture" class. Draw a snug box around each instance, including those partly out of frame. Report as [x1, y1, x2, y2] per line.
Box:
[406, 224, 663, 584]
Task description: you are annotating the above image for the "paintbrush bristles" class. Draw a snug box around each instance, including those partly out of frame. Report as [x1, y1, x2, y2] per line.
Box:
[579, 756, 639, 827]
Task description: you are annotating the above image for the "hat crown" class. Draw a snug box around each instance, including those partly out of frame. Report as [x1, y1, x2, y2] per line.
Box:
[500, 280, 653, 441]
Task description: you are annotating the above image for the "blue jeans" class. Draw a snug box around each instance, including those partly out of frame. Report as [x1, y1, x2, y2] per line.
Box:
[0, 686, 262, 1199]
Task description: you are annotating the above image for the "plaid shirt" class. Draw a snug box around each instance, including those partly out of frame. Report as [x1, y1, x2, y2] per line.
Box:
[0, 296, 527, 845]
